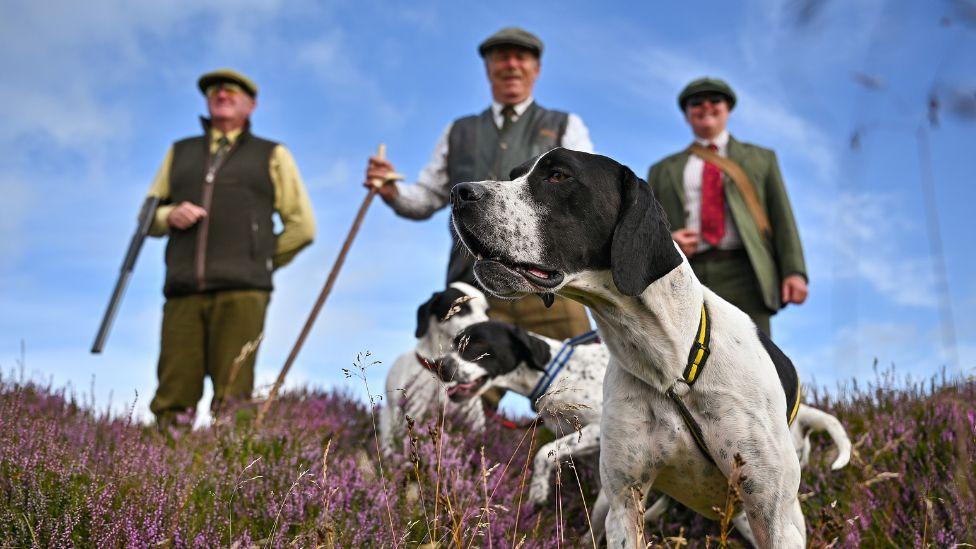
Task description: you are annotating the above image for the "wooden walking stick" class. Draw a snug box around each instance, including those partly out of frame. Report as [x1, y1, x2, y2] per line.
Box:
[256, 144, 403, 426]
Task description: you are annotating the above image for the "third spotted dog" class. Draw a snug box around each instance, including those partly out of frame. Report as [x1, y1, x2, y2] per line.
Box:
[451, 147, 826, 547]
[434, 320, 608, 506]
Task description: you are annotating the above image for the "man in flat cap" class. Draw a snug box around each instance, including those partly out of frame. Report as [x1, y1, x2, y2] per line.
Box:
[647, 77, 807, 335]
[364, 27, 594, 341]
[145, 68, 316, 429]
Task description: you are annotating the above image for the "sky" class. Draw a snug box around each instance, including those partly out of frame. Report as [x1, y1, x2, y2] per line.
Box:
[1, 0, 974, 423]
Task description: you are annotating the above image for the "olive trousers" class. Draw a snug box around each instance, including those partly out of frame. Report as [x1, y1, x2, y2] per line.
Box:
[486, 294, 591, 340]
[690, 250, 773, 336]
[149, 289, 270, 427]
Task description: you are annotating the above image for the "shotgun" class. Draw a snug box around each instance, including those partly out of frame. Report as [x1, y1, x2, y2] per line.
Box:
[91, 195, 161, 354]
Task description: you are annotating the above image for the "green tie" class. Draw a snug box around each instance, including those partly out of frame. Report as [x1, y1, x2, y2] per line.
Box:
[206, 136, 232, 184]
[500, 105, 516, 133]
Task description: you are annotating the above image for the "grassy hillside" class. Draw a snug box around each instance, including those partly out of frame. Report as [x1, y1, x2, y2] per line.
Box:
[0, 362, 973, 547]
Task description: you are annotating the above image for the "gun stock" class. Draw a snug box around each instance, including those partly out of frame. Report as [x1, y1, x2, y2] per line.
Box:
[91, 196, 161, 354]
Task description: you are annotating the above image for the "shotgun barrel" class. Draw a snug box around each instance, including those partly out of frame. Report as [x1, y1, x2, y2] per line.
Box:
[91, 195, 161, 354]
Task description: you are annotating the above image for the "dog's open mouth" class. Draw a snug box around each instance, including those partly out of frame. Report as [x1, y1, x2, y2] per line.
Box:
[454, 221, 564, 290]
[445, 376, 488, 402]
[477, 259, 563, 289]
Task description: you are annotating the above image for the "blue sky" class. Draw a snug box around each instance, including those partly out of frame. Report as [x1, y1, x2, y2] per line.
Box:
[1, 0, 974, 421]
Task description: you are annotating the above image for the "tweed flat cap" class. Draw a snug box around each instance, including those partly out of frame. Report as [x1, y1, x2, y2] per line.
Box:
[478, 27, 544, 58]
[197, 68, 258, 98]
[678, 77, 737, 111]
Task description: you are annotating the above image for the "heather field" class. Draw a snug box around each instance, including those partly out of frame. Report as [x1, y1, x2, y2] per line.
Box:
[1, 361, 974, 548]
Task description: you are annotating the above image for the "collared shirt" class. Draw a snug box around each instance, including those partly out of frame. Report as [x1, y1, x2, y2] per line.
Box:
[145, 127, 316, 269]
[389, 98, 594, 220]
[682, 129, 743, 252]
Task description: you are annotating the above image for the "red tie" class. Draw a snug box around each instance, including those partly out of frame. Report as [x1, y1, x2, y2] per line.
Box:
[700, 143, 725, 246]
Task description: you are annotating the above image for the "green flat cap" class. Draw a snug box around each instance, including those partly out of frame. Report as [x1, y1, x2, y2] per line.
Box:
[678, 77, 737, 111]
[197, 68, 258, 98]
[478, 27, 544, 58]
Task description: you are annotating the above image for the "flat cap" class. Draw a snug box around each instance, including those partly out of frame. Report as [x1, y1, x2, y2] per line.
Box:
[478, 27, 544, 58]
[678, 77, 737, 111]
[197, 68, 258, 98]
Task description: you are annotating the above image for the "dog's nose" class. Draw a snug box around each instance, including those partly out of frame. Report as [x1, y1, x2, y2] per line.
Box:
[436, 357, 458, 382]
[452, 182, 486, 205]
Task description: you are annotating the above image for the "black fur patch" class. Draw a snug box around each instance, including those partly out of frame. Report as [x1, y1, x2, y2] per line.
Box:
[414, 287, 472, 338]
[454, 321, 551, 377]
[757, 329, 801, 423]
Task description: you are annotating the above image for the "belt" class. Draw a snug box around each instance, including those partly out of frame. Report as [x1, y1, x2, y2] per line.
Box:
[690, 247, 746, 263]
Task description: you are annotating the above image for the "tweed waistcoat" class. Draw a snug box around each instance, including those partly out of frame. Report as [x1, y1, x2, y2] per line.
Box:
[444, 102, 568, 284]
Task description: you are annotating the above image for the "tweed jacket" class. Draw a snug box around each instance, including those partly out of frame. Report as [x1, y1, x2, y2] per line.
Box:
[647, 136, 807, 311]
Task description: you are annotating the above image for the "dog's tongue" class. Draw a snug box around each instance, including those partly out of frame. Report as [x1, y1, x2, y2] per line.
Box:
[446, 381, 477, 395]
[527, 268, 550, 279]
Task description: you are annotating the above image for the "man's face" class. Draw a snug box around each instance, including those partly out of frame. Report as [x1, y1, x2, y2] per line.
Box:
[485, 46, 541, 105]
[206, 83, 256, 129]
[683, 94, 730, 140]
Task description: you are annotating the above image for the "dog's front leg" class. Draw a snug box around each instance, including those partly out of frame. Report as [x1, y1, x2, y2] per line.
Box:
[528, 423, 600, 506]
[600, 365, 661, 548]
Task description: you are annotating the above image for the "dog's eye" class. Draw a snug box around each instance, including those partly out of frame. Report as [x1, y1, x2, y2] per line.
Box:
[545, 170, 568, 184]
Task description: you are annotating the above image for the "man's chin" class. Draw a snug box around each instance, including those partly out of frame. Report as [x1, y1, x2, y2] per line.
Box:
[473, 260, 535, 299]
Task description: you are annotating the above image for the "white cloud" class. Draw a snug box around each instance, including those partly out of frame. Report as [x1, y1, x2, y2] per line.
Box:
[807, 190, 938, 308]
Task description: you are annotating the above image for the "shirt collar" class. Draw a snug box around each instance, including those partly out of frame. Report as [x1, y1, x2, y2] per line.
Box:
[491, 96, 535, 126]
[210, 127, 243, 146]
[694, 129, 730, 154]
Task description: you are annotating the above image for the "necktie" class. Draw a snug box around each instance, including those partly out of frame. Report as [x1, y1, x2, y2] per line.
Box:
[700, 143, 725, 246]
[206, 136, 231, 184]
[500, 105, 516, 132]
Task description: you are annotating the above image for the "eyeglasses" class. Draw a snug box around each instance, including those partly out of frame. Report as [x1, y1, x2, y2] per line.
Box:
[205, 82, 245, 97]
[686, 94, 727, 108]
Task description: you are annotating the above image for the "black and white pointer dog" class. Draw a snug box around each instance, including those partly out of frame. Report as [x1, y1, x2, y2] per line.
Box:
[450, 147, 816, 547]
[379, 282, 490, 453]
[433, 320, 609, 507]
[434, 319, 851, 546]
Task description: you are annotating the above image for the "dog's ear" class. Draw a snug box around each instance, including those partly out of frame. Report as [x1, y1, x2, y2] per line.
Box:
[610, 165, 682, 296]
[509, 155, 539, 180]
[508, 325, 551, 371]
[414, 293, 435, 338]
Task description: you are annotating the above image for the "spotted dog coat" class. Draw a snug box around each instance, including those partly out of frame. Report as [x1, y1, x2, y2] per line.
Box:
[378, 282, 490, 454]
[431, 320, 609, 507]
[451, 148, 811, 548]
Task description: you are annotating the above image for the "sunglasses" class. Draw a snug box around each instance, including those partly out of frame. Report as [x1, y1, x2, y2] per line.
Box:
[686, 94, 727, 108]
[205, 82, 246, 97]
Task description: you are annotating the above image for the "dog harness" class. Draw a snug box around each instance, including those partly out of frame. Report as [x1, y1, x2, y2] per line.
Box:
[527, 330, 600, 411]
[666, 304, 802, 465]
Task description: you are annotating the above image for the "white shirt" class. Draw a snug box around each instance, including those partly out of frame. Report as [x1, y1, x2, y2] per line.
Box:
[682, 129, 743, 251]
[390, 97, 593, 219]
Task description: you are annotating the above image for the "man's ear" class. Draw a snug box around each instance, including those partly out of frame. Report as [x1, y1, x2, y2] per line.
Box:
[610, 165, 682, 296]
[508, 325, 551, 371]
[415, 293, 435, 338]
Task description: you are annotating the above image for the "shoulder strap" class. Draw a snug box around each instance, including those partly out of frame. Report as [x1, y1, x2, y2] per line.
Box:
[686, 144, 772, 240]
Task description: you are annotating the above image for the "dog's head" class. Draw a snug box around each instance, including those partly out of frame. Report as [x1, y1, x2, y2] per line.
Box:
[450, 148, 681, 300]
[434, 321, 551, 402]
[414, 281, 490, 357]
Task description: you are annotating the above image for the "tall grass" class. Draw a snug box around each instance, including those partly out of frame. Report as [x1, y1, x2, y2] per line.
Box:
[0, 364, 973, 547]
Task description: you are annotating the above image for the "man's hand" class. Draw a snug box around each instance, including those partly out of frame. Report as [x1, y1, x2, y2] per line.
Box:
[672, 228, 699, 257]
[781, 274, 808, 305]
[365, 156, 399, 202]
[167, 201, 207, 230]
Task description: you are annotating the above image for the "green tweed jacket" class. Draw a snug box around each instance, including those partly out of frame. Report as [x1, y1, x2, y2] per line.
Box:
[647, 136, 807, 312]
